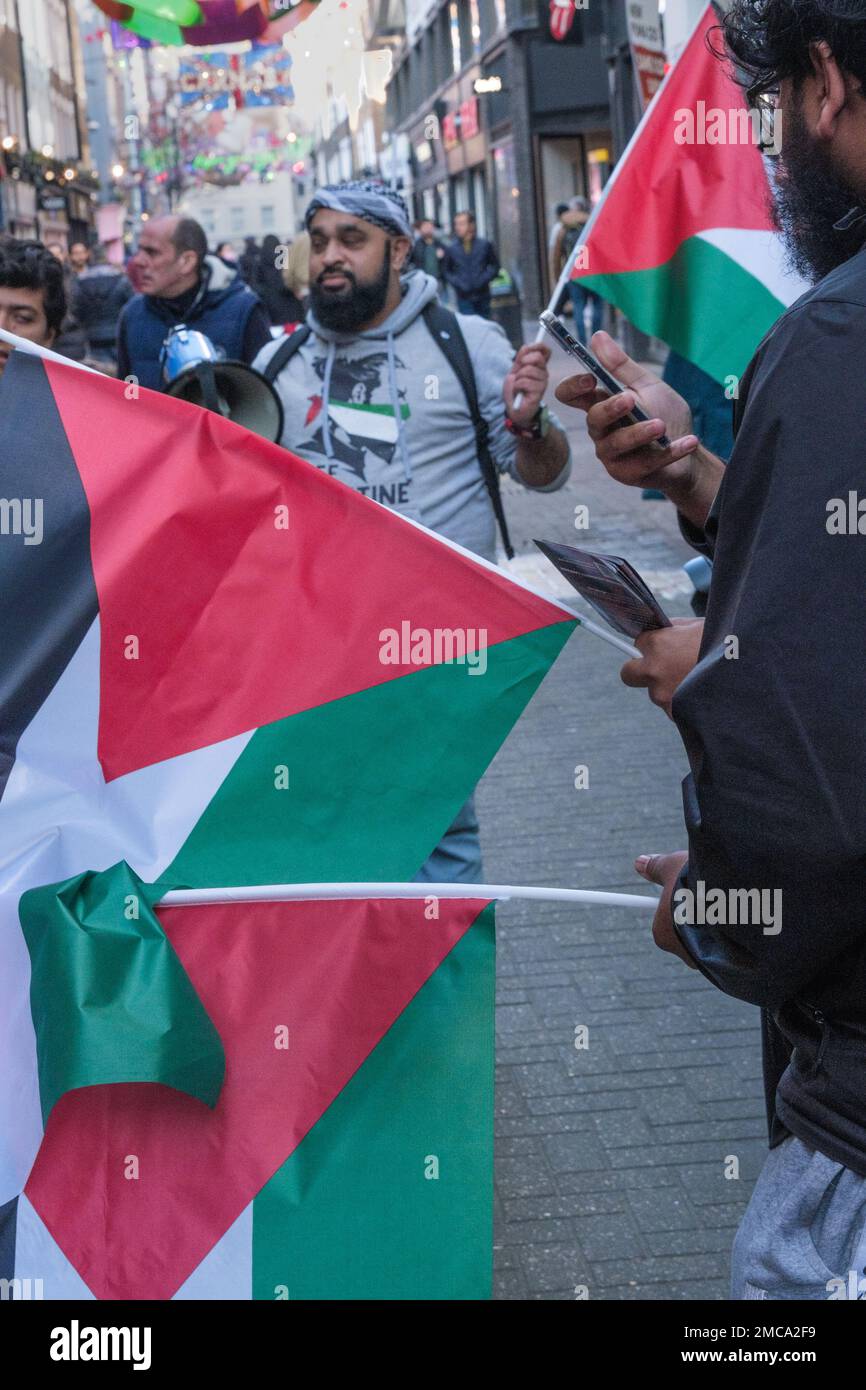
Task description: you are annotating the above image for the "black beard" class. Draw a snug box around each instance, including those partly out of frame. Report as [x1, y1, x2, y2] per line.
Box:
[310, 243, 392, 332]
[770, 96, 866, 284]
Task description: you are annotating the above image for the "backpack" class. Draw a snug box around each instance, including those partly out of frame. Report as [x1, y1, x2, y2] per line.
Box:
[261, 301, 514, 558]
[561, 225, 582, 260]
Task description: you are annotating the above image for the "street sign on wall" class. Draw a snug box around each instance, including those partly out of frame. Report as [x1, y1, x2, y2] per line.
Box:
[625, 0, 667, 106]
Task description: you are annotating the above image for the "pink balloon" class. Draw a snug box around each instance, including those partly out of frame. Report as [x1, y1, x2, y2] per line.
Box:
[182, 0, 268, 46]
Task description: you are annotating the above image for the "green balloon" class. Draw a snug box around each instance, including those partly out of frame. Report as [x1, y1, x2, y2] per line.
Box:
[130, 0, 202, 23]
[127, 13, 186, 44]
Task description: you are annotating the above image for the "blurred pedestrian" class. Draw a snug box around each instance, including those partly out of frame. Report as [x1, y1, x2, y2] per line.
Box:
[116, 216, 271, 389]
[548, 202, 569, 260]
[281, 229, 310, 308]
[68, 242, 90, 275]
[238, 235, 260, 284]
[45, 239, 88, 361]
[561, 197, 603, 344]
[410, 218, 447, 291]
[442, 211, 499, 318]
[73, 244, 133, 371]
[254, 233, 304, 326]
[216, 241, 238, 264]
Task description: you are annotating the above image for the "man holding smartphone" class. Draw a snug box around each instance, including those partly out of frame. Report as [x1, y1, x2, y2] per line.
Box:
[557, 0, 866, 1300]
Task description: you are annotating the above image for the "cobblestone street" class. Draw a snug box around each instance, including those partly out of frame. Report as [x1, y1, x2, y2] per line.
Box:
[481, 340, 765, 1300]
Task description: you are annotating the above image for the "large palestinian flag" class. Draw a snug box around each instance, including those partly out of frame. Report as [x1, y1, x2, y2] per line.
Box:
[0, 347, 575, 1298]
[572, 4, 808, 384]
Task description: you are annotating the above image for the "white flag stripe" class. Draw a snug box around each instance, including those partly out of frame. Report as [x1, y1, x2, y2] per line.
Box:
[0, 620, 254, 1204]
[13, 1189, 252, 1300]
[327, 402, 401, 443]
[695, 227, 809, 307]
[172, 1202, 253, 1300]
[13, 1194, 95, 1300]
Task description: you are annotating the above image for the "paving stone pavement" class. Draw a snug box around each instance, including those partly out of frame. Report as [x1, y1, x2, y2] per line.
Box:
[478, 338, 764, 1301]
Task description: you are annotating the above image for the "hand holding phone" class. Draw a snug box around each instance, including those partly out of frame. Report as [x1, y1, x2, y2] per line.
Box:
[539, 310, 671, 448]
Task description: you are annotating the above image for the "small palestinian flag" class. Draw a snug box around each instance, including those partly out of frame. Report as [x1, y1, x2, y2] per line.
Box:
[572, 4, 808, 384]
[13, 868, 495, 1300]
[0, 348, 575, 1298]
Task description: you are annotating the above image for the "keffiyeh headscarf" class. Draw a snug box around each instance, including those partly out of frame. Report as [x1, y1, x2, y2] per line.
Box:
[304, 180, 412, 239]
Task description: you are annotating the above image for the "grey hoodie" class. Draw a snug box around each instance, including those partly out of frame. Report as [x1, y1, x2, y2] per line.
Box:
[253, 270, 570, 560]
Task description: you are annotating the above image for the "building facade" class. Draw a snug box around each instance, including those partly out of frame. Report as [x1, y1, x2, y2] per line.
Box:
[319, 0, 682, 320]
[0, 0, 95, 244]
[382, 0, 645, 316]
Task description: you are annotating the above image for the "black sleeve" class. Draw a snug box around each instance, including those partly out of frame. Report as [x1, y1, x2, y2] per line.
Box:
[481, 240, 500, 285]
[678, 498, 720, 560]
[242, 300, 274, 365]
[671, 296, 866, 1008]
[441, 245, 457, 287]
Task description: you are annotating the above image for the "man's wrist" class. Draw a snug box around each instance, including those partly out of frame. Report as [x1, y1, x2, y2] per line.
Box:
[505, 405, 550, 441]
[660, 444, 725, 529]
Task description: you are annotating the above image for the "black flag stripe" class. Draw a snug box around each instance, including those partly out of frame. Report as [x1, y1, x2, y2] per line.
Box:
[0, 352, 98, 801]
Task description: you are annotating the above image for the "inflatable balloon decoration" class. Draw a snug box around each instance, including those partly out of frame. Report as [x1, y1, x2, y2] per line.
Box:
[93, 1, 320, 47]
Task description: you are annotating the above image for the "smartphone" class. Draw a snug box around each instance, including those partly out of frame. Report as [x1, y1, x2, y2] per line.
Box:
[539, 310, 671, 448]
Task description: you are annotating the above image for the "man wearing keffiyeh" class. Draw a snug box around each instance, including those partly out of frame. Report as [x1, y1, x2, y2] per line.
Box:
[255, 180, 571, 885]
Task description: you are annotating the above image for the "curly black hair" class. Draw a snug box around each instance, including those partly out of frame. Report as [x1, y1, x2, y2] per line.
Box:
[718, 0, 866, 103]
[0, 238, 67, 333]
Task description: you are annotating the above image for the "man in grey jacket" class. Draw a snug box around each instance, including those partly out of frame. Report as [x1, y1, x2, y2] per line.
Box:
[255, 180, 571, 882]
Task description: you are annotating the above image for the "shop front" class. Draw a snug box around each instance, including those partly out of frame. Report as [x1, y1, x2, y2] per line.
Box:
[407, 68, 490, 238]
[2, 173, 38, 238]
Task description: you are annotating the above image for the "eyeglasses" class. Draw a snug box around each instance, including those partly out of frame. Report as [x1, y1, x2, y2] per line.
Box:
[749, 85, 781, 157]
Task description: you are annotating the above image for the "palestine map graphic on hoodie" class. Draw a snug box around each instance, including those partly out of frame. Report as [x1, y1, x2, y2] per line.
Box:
[255, 271, 571, 562]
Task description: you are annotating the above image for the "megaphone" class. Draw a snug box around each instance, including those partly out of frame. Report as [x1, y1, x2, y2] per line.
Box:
[160, 326, 284, 443]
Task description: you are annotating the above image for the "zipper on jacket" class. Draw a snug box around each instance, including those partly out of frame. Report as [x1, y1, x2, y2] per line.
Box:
[803, 1003, 829, 1072]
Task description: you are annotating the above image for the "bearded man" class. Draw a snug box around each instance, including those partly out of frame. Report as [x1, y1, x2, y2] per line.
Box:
[557, 0, 866, 1300]
[255, 180, 571, 885]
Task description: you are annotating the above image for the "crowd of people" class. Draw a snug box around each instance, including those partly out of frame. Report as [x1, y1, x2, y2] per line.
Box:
[2, 0, 866, 1305]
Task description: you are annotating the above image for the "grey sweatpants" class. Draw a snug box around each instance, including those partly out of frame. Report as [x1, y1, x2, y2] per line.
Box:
[732, 1135, 866, 1300]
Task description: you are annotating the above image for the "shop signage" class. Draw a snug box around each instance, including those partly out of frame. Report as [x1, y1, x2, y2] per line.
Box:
[625, 0, 667, 107]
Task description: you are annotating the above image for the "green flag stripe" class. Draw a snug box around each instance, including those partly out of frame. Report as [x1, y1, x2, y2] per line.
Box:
[580, 236, 786, 385]
[252, 904, 495, 1300]
[19, 862, 225, 1125]
[164, 624, 574, 887]
[330, 400, 411, 419]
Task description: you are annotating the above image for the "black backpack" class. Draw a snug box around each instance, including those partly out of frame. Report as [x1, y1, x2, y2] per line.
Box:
[261, 300, 514, 558]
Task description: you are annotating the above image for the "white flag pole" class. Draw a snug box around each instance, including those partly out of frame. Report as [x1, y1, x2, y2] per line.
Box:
[564, 608, 641, 659]
[158, 882, 660, 910]
[0, 326, 102, 374]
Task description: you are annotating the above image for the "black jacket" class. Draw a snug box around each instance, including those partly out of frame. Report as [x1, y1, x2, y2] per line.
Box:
[673, 243, 866, 1175]
[410, 236, 447, 283]
[253, 259, 304, 326]
[73, 265, 133, 348]
[442, 236, 499, 301]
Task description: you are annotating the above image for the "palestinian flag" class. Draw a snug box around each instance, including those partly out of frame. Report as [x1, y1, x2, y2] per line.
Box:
[0, 347, 575, 1298]
[572, 4, 808, 384]
[12, 868, 496, 1300]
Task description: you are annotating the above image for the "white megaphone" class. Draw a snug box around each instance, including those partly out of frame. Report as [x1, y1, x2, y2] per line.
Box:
[160, 326, 284, 443]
